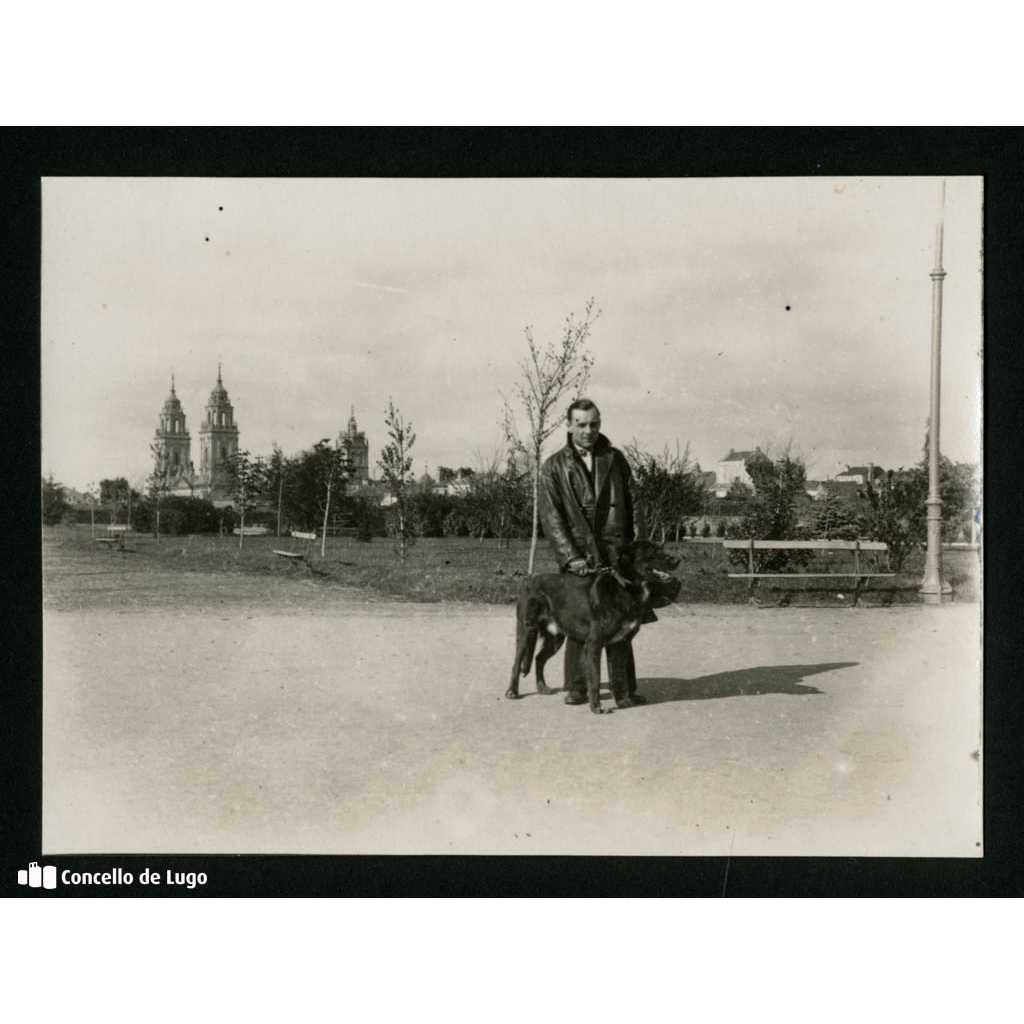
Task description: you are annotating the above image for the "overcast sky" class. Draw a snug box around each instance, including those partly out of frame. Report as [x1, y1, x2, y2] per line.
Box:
[41, 176, 982, 492]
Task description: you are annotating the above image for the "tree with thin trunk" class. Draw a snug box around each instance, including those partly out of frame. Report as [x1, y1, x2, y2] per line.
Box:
[224, 450, 266, 549]
[265, 443, 290, 538]
[311, 439, 353, 558]
[504, 298, 598, 574]
[100, 477, 132, 525]
[147, 444, 172, 540]
[377, 399, 417, 563]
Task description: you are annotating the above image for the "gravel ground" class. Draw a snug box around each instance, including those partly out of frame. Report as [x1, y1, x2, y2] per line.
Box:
[43, 568, 982, 857]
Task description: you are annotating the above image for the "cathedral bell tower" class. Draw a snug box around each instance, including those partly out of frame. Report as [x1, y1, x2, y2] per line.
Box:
[153, 375, 194, 491]
[337, 405, 370, 485]
[198, 364, 240, 501]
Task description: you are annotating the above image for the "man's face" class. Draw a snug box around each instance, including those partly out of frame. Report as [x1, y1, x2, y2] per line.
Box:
[568, 408, 601, 451]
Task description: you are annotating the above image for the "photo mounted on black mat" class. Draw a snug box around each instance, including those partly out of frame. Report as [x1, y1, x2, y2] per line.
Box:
[41, 176, 982, 858]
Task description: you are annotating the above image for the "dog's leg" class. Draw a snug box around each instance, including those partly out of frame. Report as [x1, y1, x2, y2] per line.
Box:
[506, 651, 525, 699]
[534, 632, 564, 695]
[505, 602, 532, 700]
[584, 638, 606, 714]
[562, 636, 588, 705]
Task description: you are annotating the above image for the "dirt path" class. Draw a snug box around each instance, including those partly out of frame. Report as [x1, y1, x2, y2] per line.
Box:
[43, 590, 982, 856]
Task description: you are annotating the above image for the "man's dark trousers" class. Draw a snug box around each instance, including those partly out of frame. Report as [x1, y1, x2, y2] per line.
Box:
[562, 615, 638, 700]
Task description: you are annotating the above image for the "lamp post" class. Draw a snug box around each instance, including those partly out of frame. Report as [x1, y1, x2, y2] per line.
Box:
[919, 181, 953, 604]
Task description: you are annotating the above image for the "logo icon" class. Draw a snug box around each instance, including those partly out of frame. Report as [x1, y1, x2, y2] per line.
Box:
[17, 862, 57, 889]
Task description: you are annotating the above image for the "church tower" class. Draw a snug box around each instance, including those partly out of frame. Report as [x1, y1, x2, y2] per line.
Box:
[153, 375, 195, 494]
[337, 406, 370, 484]
[198, 364, 240, 502]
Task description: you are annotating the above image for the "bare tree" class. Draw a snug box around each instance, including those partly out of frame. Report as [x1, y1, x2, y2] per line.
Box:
[623, 440, 708, 543]
[377, 399, 417, 562]
[311, 439, 353, 558]
[147, 444, 171, 540]
[504, 298, 598, 573]
[224, 450, 266, 549]
[265, 442, 289, 538]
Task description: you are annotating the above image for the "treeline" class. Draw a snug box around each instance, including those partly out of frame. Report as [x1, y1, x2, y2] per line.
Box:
[723, 447, 979, 572]
[44, 430, 715, 546]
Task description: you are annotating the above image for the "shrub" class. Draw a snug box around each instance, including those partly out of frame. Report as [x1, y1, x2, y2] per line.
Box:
[346, 494, 385, 542]
[42, 475, 70, 525]
[812, 490, 860, 541]
[727, 451, 812, 572]
[145, 496, 223, 535]
[408, 491, 451, 538]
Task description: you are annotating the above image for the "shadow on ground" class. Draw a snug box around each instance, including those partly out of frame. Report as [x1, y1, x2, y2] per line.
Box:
[620, 662, 859, 704]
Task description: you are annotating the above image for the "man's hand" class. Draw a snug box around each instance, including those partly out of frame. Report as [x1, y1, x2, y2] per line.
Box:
[567, 558, 589, 575]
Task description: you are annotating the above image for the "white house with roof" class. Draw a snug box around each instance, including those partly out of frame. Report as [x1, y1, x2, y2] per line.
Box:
[710, 447, 761, 498]
[835, 464, 884, 487]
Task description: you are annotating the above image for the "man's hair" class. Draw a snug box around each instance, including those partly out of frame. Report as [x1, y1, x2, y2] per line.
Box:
[566, 397, 600, 423]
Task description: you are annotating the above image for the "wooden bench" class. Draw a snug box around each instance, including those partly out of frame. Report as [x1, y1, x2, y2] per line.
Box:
[272, 530, 316, 567]
[724, 539, 894, 607]
[95, 525, 135, 551]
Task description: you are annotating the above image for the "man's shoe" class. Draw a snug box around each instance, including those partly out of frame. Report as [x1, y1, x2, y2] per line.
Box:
[564, 691, 588, 705]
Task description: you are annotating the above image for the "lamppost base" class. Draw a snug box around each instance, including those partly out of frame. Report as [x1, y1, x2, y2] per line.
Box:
[918, 581, 953, 605]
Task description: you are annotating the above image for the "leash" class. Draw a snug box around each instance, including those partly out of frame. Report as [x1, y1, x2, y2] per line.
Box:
[580, 564, 631, 588]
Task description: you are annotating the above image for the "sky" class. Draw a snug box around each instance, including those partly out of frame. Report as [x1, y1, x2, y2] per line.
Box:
[41, 176, 983, 493]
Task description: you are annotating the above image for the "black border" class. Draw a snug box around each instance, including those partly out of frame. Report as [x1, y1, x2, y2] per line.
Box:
[4, 127, 1021, 896]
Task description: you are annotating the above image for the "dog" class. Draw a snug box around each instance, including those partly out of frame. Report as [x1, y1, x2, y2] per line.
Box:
[505, 540, 681, 714]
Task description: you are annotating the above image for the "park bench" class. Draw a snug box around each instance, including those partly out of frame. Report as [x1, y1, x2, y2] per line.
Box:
[94, 525, 135, 551]
[272, 530, 316, 567]
[724, 539, 894, 607]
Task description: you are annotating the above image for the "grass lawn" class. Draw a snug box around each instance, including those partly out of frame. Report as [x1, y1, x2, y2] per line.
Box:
[44, 524, 980, 607]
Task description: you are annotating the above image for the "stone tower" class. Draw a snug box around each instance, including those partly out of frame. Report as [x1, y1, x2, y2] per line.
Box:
[152, 375, 195, 493]
[337, 406, 370, 484]
[198, 364, 240, 501]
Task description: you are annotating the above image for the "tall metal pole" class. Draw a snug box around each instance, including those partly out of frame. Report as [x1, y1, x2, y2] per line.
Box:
[920, 181, 952, 603]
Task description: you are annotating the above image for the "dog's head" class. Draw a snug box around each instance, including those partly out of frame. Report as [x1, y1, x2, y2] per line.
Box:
[610, 540, 682, 608]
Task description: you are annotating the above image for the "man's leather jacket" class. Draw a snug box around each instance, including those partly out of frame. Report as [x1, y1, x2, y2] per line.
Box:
[539, 432, 644, 570]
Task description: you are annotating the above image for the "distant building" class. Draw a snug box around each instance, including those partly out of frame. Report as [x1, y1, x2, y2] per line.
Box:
[432, 468, 474, 497]
[835, 464, 884, 487]
[710, 447, 761, 498]
[696, 470, 717, 493]
[151, 366, 240, 506]
[818, 480, 865, 502]
[336, 407, 371, 485]
[152, 375, 198, 498]
[197, 366, 240, 502]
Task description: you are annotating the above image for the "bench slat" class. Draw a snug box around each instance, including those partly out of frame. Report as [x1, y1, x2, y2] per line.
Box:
[723, 539, 888, 551]
[291, 531, 317, 540]
[272, 550, 307, 558]
[729, 573, 896, 578]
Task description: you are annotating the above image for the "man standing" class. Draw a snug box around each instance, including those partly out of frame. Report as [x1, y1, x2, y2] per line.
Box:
[538, 398, 649, 705]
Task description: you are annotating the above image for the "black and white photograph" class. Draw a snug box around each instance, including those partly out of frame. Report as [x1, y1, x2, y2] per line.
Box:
[38, 172, 983, 861]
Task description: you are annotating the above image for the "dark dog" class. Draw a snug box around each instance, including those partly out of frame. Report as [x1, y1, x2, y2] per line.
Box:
[505, 540, 681, 714]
